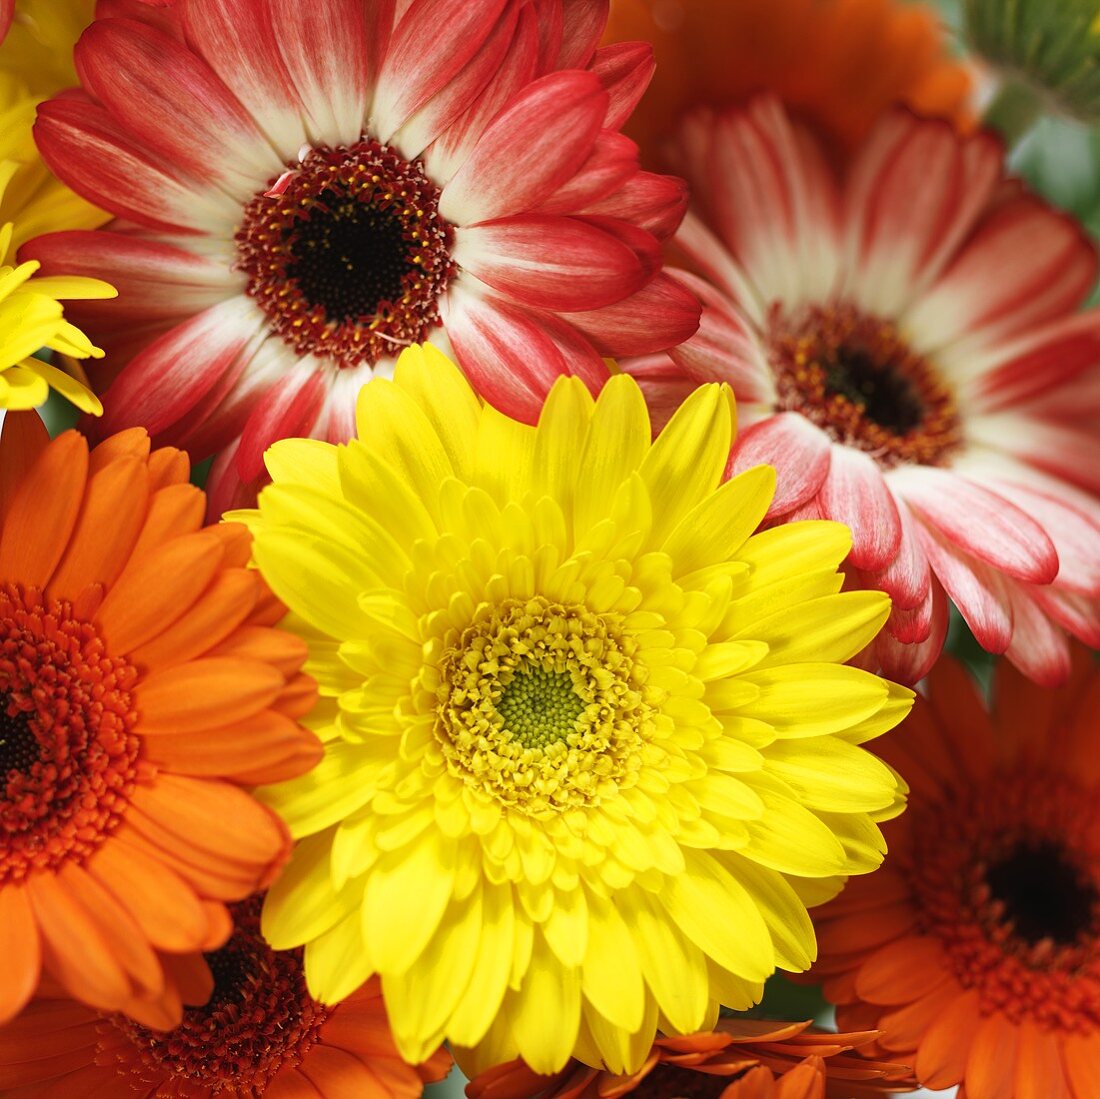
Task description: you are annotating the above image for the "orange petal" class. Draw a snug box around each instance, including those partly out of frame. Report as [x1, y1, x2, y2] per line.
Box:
[964, 1012, 1019, 1099]
[135, 656, 285, 733]
[208, 520, 253, 566]
[200, 899, 233, 950]
[266, 1067, 324, 1098]
[162, 948, 214, 1007]
[113, 820, 267, 902]
[207, 625, 309, 677]
[53, 861, 163, 999]
[95, 529, 224, 654]
[0, 409, 49, 529]
[86, 834, 210, 953]
[142, 708, 322, 785]
[130, 776, 290, 888]
[48, 456, 149, 602]
[129, 482, 205, 560]
[0, 885, 41, 1024]
[27, 868, 132, 1012]
[1015, 1022, 1070, 1099]
[914, 989, 981, 1088]
[129, 569, 260, 670]
[273, 673, 321, 720]
[300, 1043, 395, 1098]
[146, 444, 190, 490]
[1062, 1033, 1100, 1097]
[0, 431, 88, 588]
[88, 427, 150, 474]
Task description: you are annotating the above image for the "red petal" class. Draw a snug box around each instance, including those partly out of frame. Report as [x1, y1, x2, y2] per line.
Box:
[819, 446, 902, 572]
[562, 271, 701, 357]
[728, 413, 831, 518]
[590, 41, 653, 130]
[891, 465, 1059, 585]
[455, 213, 648, 311]
[440, 70, 607, 225]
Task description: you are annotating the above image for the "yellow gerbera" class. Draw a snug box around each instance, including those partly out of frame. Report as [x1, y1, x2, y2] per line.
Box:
[0, 0, 106, 245]
[245, 345, 913, 1076]
[0, 159, 115, 412]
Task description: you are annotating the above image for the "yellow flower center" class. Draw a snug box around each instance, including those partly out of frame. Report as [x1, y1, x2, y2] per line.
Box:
[434, 597, 651, 816]
[496, 665, 587, 750]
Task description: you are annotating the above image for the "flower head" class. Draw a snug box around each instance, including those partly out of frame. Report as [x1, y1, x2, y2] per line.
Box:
[636, 97, 1100, 684]
[807, 649, 1100, 1098]
[964, 0, 1100, 123]
[468, 1019, 918, 1099]
[0, 894, 451, 1097]
[0, 411, 321, 1027]
[28, 0, 700, 512]
[245, 344, 911, 1075]
[604, 0, 973, 162]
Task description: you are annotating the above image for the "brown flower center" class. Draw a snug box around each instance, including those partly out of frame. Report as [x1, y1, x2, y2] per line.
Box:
[236, 138, 456, 369]
[0, 583, 141, 886]
[767, 302, 961, 466]
[110, 896, 329, 1094]
[631, 1063, 741, 1098]
[910, 773, 1100, 1032]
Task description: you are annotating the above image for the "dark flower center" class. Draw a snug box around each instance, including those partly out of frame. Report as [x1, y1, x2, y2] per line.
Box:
[986, 841, 1100, 947]
[631, 1063, 741, 1099]
[114, 896, 328, 1091]
[0, 700, 39, 777]
[768, 302, 961, 466]
[236, 138, 456, 370]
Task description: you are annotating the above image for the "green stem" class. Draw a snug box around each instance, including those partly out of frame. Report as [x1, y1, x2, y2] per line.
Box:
[982, 79, 1046, 148]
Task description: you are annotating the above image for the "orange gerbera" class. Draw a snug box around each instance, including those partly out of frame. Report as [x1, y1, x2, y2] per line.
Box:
[0, 411, 321, 1028]
[468, 1020, 918, 1099]
[808, 650, 1100, 1098]
[604, 0, 973, 161]
[0, 893, 452, 1097]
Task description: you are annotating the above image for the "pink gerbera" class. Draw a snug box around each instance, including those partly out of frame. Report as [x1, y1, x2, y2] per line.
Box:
[631, 96, 1100, 685]
[29, 0, 698, 511]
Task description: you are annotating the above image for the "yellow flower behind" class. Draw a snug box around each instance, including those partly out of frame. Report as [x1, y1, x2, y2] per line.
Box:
[245, 346, 913, 1076]
[0, 159, 115, 412]
[0, 0, 106, 246]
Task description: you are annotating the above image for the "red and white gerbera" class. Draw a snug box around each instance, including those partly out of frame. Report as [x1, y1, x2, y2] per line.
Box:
[29, 0, 698, 512]
[630, 96, 1100, 685]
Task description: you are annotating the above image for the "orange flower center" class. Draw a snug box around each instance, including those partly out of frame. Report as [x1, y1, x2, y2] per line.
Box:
[236, 138, 456, 369]
[911, 774, 1100, 1033]
[108, 896, 329, 1092]
[768, 303, 961, 467]
[0, 583, 140, 887]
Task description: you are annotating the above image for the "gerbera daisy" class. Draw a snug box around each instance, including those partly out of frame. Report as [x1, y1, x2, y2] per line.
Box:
[468, 1019, 919, 1098]
[636, 97, 1100, 684]
[603, 0, 972, 163]
[0, 410, 321, 1027]
[0, 161, 115, 413]
[807, 650, 1100, 1099]
[28, 0, 699, 514]
[244, 343, 911, 1076]
[0, 893, 452, 1097]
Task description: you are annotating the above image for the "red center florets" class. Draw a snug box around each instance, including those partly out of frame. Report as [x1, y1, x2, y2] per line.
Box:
[767, 302, 962, 467]
[0, 583, 141, 886]
[910, 773, 1100, 1034]
[108, 896, 329, 1095]
[235, 138, 456, 369]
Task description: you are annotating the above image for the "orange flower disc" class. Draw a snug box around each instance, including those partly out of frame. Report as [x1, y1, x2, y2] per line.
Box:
[0, 413, 321, 1028]
[808, 650, 1100, 1098]
[605, 0, 973, 161]
[0, 895, 452, 1097]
